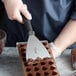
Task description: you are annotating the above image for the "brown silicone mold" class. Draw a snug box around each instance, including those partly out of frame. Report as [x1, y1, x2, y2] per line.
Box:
[71, 48, 76, 70]
[17, 41, 60, 76]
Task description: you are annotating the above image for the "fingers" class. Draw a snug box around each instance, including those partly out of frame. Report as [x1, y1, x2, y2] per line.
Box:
[10, 4, 32, 23]
[20, 4, 32, 20]
[3, 0, 32, 23]
[12, 9, 23, 23]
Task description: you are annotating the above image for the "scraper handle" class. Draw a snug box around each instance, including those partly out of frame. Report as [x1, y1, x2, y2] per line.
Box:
[22, 14, 34, 35]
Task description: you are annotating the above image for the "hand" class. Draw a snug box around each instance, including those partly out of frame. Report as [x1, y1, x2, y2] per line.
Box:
[49, 42, 62, 58]
[2, 0, 32, 23]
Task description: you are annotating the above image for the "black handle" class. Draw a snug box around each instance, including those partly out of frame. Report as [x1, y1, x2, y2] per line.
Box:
[22, 14, 33, 33]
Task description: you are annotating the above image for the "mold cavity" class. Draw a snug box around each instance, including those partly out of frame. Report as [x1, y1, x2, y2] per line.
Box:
[28, 59, 33, 62]
[41, 62, 46, 65]
[34, 67, 39, 71]
[36, 72, 41, 76]
[33, 63, 38, 66]
[43, 58, 49, 60]
[24, 63, 28, 66]
[42, 66, 47, 71]
[21, 48, 25, 52]
[49, 61, 54, 65]
[23, 57, 26, 62]
[52, 71, 57, 75]
[26, 68, 31, 72]
[35, 57, 41, 61]
[44, 72, 49, 76]
[22, 53, 25, 57]
[27, 73, 32, 76]
[50, 66, 55, 70]
[20, 44, 24, 47]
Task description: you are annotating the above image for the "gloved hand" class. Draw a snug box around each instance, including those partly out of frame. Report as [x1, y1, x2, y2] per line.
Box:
[2, 0, 32, 23]
[49, 42, 62, 58]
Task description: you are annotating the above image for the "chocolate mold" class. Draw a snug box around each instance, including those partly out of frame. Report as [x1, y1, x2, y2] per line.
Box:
[17, 41, 60, 76]
[71, 48, 76, 70]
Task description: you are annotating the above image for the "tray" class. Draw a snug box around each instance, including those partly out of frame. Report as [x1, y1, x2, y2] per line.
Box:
[17, 41, 60, 76]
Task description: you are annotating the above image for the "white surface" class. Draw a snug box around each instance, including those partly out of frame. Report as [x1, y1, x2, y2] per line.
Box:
[0, 47, 75, 76]
[0, 47, 24, 76]
[55, 49, 76, 76]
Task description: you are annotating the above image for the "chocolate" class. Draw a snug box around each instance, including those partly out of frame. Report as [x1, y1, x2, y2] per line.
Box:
[17, 41, 60, 76]
[71, 48, 76, 70]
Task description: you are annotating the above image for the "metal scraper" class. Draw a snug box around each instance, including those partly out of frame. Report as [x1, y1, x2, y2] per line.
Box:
[23, 16, 51, 61]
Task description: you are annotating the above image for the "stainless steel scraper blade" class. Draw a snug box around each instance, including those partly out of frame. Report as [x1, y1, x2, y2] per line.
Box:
[26, 35, 51, 61]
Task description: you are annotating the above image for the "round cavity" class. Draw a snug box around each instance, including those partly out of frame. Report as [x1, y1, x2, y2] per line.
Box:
[34, 67, 39, 71]
[43, 57, 49, 60]
[27, 73, 32, 76]
[33, 63, 38, 66]
[36, 72, 41, 76]
[22, 53, 25, 57]
[41, 62, 46, 65]
[35, 57, 41, 61]
[52, 71, 57, 75]
[20, 44, 24, 47]
[42, 66, 47, 71]
[48, 61, 54, 65]
[44, 72, 49, 76]
[24, 62, 28, 66]
[50, 66, 55, 70]
[21, 48, 25, 52]
[26, 68, 31, 72]
[28, 59, 33, 62]
[23, 57, 26, 61]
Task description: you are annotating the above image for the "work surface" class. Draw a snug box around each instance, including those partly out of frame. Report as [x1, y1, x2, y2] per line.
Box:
[0, 47, 76, 76]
